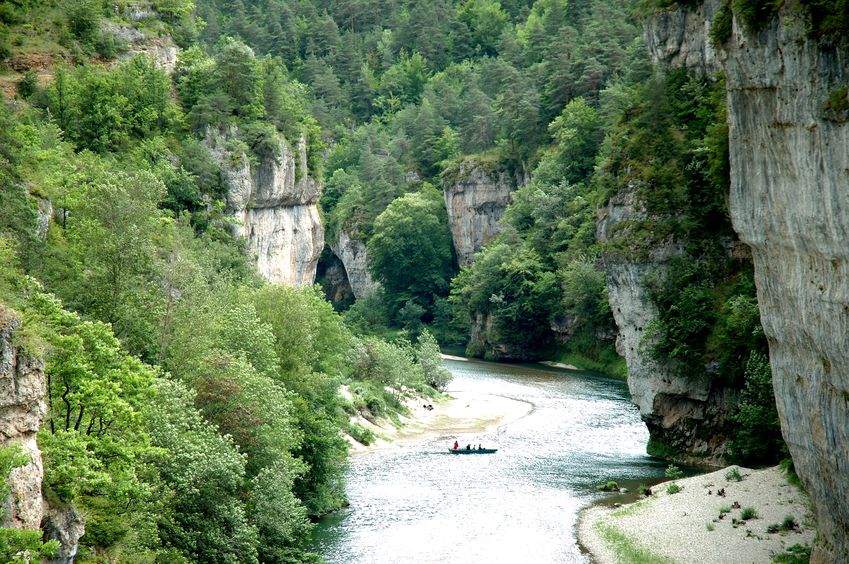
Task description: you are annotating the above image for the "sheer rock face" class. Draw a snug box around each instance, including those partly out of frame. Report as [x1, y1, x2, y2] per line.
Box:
[647, 2, 849, 560]
[208, 128, 324, 287]
[597, 184, 738, 464]
[642, 0, 721, 75]
[0, 308, 46, 532]
[443, 163, 515, 266]
[329, 229, 380, 299]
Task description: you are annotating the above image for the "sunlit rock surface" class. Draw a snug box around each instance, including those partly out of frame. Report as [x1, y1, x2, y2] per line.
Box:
[207, 128, 324, 287]
[443, 161, 516, 266]
[329, 229, 380, 299]
[0, 308, 46, 532]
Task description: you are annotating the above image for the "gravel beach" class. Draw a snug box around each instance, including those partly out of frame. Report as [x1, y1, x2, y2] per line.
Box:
[344, 356, 533, 453]
[578, 465, 816, 563]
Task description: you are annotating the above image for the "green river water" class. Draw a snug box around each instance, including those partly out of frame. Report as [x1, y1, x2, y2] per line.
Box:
[311, 358, 668, 563]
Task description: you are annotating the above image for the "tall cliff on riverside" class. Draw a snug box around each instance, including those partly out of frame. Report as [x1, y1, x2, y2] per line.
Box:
[442, 159, 517, 266]
[646, 2, 849, 560]
[597, 182, 742, 464]
[207, 127, 324, 287]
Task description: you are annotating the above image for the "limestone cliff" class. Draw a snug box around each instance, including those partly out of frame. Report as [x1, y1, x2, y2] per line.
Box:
[443, 160, 516, 266]
[0, 308, 83, 562]
[328, 229, 380, 299]
[647, 2, 849, 560]
[207, 128, 324, 287]
[0, 307, 45, 532]
[597, 184, 739, 464]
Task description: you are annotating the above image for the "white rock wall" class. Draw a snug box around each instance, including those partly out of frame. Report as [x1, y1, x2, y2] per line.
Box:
[208, 128, 324, 287]
[329, 230, 380, 299]
[443, 162, 514, 265]
[0, 308, 45, 532]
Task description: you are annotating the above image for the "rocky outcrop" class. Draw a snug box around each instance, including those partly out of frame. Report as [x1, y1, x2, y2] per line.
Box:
[643, 0, 721, 75]
[443, 161, 515, 265]
[597, 184, 739, 464]
[0, 307, 46, 532]
[647, 2, 849, 560]
[207, 128, 324, 287]
[467, 313, 526, 361]
[42, 504, 84, 564]
[328, 230, 380, 299]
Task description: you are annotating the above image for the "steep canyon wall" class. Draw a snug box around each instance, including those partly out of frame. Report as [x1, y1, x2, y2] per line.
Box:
[646, 2, 849, 560]
[443, 160, 515, 266]
[207, 128, 324, 287]
[597, 182, 739, 463]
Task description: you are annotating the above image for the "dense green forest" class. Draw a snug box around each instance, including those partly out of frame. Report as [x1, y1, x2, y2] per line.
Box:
[0, 0, 809, 560]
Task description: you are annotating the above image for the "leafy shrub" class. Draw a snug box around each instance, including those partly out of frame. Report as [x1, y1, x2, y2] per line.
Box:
[800, 0, 849, 47]
[729, 351, 787, 465]
[596, 480, 619, 492]
[347, 422, 376, 445]
[731, 0, 782, 33]
[666, 483, 682, 494]
[16, 71, 38, 98]
[781, 515, 798, 531]
[706, 522, 715, 531]
[710, 1, 734, 45]
[65, 0, 101, 46]
[665, 464, 684, 479]
[719, 505, 732, 515]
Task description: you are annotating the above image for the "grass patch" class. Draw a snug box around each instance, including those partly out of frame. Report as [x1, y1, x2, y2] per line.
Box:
[611, 500, 650, 518]
[719, 505, 732, 515]
[768, 515, 799, 533]
[725, 467, 743, 481]
[595, 522, 673, 564]
[740, 506, 758, 520]
[666, 483, 682, 494]
[706, 522, 715, 531]
[780, 458, 805, 491]
[771, 543, 811, 563]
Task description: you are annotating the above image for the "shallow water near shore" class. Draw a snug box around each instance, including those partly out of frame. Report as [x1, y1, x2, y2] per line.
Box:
[311, 358, 668, 563]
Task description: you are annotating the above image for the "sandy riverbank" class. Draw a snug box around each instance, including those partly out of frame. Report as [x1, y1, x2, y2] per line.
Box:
[578, 465, 815, 563]
[343, 361, 533, 454]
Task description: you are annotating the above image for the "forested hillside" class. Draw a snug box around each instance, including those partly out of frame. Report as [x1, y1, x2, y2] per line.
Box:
[0, 0, 801, 560]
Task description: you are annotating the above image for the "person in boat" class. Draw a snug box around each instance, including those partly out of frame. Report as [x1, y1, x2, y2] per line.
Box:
[466, 444, 471, 450]
[477, 444, 482, 450]
[453, 440, 459, 451]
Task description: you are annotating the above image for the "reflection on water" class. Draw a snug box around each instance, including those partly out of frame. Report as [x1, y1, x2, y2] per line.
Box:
[312, 359, 667, 563]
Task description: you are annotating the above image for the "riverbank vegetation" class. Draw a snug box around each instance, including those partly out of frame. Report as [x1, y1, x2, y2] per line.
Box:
[0, 4, 450, 560]
[0, 0, 797, 559]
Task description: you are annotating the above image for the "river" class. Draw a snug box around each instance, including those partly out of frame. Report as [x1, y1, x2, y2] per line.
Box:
[312, 358, 668, 563]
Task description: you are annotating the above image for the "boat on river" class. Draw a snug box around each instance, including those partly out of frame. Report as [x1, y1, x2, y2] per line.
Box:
[448, 448, 498, 454]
